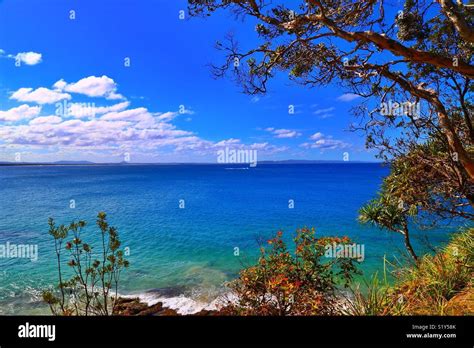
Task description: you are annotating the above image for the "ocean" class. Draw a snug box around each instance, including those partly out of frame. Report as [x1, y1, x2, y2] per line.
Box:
[0, 163, 459, 314]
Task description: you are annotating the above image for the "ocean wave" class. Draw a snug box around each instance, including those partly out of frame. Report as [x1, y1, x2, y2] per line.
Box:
[122, 288, 234, 315]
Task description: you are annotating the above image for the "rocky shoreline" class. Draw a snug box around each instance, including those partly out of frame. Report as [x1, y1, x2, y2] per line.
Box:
[113, 297, 220, 316]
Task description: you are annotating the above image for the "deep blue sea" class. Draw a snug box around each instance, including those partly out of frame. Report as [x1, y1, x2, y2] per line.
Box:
[0, 164, 461, 314]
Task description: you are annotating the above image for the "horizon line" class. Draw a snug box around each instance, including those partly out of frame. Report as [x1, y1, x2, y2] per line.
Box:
[0, 159, 385, 166]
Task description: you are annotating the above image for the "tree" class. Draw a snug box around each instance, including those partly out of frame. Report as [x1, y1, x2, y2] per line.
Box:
[382, 136, 474, 223]
[187, 0, 474, 204]
[359, 190, 419, 262]
[43, 212, 129, 316]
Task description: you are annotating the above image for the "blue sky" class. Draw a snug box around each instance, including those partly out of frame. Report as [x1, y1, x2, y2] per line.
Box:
[0, 0, 377, 163]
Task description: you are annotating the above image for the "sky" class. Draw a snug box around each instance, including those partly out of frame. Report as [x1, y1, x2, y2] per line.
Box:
[0, 0, 378, 163]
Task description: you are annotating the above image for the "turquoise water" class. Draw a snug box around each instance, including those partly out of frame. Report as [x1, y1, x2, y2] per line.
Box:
[0, 164, 458, 314]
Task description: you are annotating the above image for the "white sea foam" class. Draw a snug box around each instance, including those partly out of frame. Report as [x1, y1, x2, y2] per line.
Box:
[121, 289, 238, 315]
[121, 292, 219, 315]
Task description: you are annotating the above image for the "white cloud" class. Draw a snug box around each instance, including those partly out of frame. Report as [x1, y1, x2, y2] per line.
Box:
[156, 107, 194, 122]
[67, 101, 130, 118]
[301, 132, 349, 150]
[156, 111, 179, 122]
[214, 138, 241, 147]
[56, 75, 125, 100]
[29, 116, 62, 125]
[0, 75, 289, 162]
[0, 109, 288, 160]
[313, 107, 335, 115]
[310, 132, 324, 140]
[101, 107, 156, 128]
[265, 127, 301, 138]
[106, 92, 124, 100]
[1, 49, 42, 65]
[10, 87, 71, 104]
[337, 93, 360, 102]
[318, 113, 334, 119]
[14, 52, 42, 65]
[0, 104, 41, 122]
[52, 79, 67, 91]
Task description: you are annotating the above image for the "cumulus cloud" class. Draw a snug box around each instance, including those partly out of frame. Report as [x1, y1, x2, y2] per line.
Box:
[156, 111, 179, 122]
[214, 138, 241, 147]
[310, 132, 324, 140]
[10, 87, 71, 104]
[0, 106, 288, 161]
[55, 75, 125, 100]
[1, 49, 42, 65]
[173, 137, 286, 156]
[0, 75, 289, 162]
[29, 116, 62, 125]
[265, 127, 301, 138]
[52, 79, 67, 91]
[300, 132, 349, 150]
[106, 92, 124, 100]
[337, 93, 360, 102]
[100, 107, 157, 128]
[0, 104, 41, 122]
[14, 52, 42, 65]
[66, 101, 130, 118]
[0, 103, 201, 154]
[0, 117, 181, 148]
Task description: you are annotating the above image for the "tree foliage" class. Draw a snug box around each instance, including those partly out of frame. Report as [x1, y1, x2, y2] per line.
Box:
[359, 189, 419, 262]
[223, 228, 360, 315]
[188, 0, 474, 221]
[42, 212, 129, 316]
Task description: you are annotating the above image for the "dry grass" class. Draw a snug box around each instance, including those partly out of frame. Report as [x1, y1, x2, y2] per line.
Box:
[344, 228, 473, 316]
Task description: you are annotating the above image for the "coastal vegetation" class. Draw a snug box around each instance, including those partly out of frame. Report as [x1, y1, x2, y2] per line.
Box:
[42, 212, 129, 316]
[358, 186, 419, 262]
[344, 228, 473, 315]
[42, 215, 472, 316]
[221, 228, 360, 315]
[219, 227, 473, 316]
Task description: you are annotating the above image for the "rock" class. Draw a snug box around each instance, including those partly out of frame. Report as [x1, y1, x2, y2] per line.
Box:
[114, 297, 180, 316]
[154, 308, 179, 316]
[113, 298, 144, 315]
[137, 302, 164, 316]
[193, 309, 216, 316]
[113, 297, 222, 316]
[114, 297, 160, 316]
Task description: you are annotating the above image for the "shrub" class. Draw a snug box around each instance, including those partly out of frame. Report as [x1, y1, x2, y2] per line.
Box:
[42, 212, 129, 316]
[223, 227, 361, 315]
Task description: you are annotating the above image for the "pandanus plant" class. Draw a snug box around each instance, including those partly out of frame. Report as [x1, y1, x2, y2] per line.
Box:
[359, 194, 419, 263]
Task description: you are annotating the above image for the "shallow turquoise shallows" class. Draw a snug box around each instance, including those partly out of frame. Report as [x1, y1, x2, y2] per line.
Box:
[0, 164, 461, 314]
